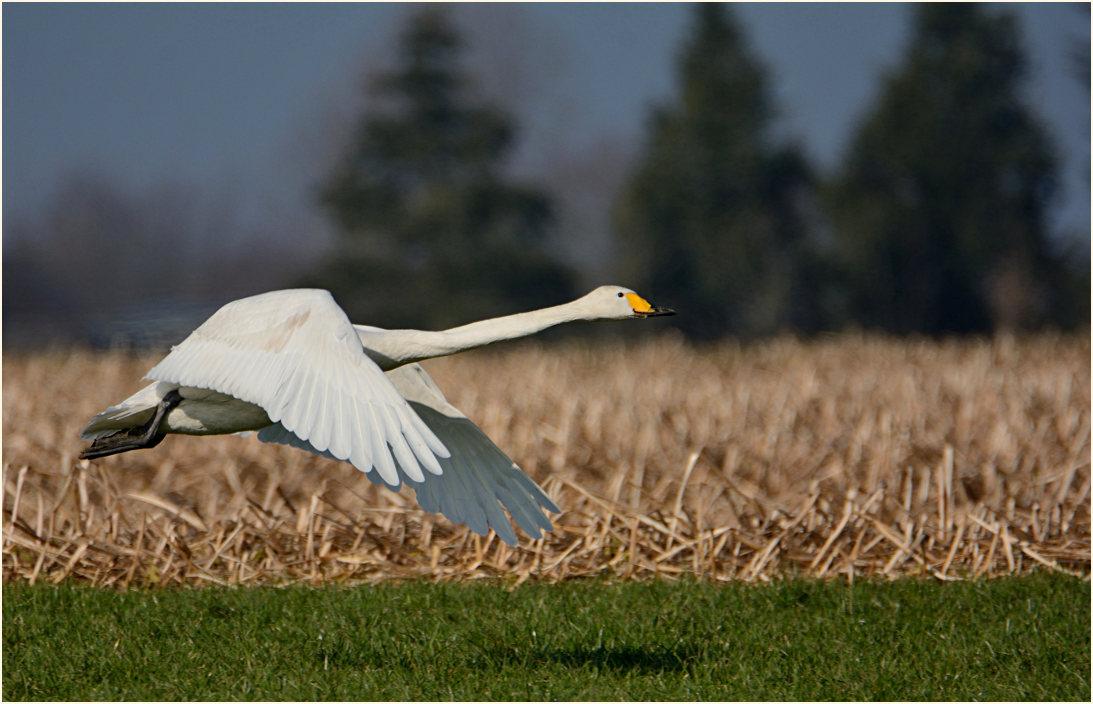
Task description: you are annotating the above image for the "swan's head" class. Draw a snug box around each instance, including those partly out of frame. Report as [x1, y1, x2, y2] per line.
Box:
[580, 285, 675, 320]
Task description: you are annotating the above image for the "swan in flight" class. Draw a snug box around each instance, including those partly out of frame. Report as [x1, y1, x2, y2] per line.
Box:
[80, 286, 673, 545]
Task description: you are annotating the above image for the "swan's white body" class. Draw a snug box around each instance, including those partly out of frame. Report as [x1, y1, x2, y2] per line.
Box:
[80, 286, 671, 545]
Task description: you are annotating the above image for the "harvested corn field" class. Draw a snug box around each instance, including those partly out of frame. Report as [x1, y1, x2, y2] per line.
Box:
[2, 333, 1089, 586]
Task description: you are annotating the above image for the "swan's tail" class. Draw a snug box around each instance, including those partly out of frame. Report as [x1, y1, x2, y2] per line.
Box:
[79, 383, 165, 440]
[79, 385, 182, 459]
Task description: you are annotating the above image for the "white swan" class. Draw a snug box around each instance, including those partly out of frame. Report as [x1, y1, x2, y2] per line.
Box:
[79, 285, 673, 545]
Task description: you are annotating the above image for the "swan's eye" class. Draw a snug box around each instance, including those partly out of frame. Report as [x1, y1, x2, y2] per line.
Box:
[617, 292, 624, 297]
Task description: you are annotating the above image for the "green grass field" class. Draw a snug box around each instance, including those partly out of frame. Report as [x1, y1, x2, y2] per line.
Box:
[4, 574, 1088, 701]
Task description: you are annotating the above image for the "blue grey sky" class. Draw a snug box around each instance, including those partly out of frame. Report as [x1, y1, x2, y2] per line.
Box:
[3, 2, 1089, 256]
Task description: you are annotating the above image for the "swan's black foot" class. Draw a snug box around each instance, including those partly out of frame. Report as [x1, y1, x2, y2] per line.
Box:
[79, 389, 183, 460]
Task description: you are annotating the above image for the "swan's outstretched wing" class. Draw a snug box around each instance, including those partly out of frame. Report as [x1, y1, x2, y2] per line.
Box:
[144, 289, 448, 485]
[257, 363, 560, 545]
[388, 363, 560, 545]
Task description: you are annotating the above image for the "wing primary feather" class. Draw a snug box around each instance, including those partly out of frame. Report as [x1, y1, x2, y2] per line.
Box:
[451, 424, 513, 542]
[509, 466, 562, 514]
[327, 388, 351, 461]
[373, 401, 422, 483]
[389, 433, 425, 484]
[395, 407, 444, 477]
[327, 359, 353, 460]
[360, 465, 389, 489]
[466, 448, 523, 543]
[494, 469, 552, 537]
[433, 467, 469, 528]
[267, 359, 300, 423]
[438, 451, 482, 534]
[461, 431, 547, 541]
[440, 428, 485, 530]
[277, 365, 304, 436]
[490, 474, 541, 536]
[448, 419, 533, 531]
[366, 402, 400, 485]
[453, 460, 495, 538]
[405, 477, 439, 515]
[310, 371, 334, 452]
[280, 363, 308, 424]
[346, 394, 373, 472]
[407, 411, 450, 460]
[484, 458, 554, 533]
[285, 366, 317, 438]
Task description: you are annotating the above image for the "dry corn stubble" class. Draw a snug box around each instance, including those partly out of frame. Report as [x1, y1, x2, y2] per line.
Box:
[3, 333, 1089, 587]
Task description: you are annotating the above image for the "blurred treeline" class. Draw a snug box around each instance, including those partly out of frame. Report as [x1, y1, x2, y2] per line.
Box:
[5, 4, 1088, 346]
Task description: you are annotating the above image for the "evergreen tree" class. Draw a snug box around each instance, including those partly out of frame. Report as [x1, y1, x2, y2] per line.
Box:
[827, 4, 1063, 333]
[313, 8, 575, 329]
[614, 4, 817, 339]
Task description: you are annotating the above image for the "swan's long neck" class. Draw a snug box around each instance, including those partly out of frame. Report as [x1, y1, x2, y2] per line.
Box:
[357, 299, 593, 370]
